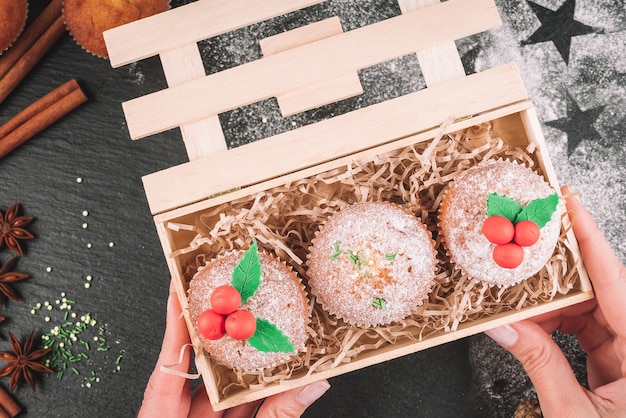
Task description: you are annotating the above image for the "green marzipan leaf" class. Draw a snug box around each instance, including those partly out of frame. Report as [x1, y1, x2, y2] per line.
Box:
[486, 193, 522, 222]
[248, 318, 295, 353]
[231, 239, 262, 303]
[514, 193, 559, 228]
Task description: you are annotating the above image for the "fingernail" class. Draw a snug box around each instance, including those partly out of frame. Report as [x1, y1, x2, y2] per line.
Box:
[297, 380, 330, 407]
[485, 324, 519, 347]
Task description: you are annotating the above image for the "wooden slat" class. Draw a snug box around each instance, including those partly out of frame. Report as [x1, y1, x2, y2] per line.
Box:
[259, 17, 343, 56]
[398, 0, 466, 86]
[160, 41, 227, 159]
[143, 63, 527, 214]
[260, 17, 363, 117]
[122, 0, 501, 140]
[104, 0, 327, 67]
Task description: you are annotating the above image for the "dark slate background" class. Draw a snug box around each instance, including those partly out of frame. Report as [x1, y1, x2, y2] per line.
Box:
[0, 0, 623, 417]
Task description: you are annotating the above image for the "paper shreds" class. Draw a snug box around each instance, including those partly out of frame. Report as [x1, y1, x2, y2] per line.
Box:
[168, 123, 582, 400]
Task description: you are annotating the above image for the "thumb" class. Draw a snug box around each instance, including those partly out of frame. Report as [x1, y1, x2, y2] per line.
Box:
[485, 321, 589, 414]
[257, 380, 330, 417]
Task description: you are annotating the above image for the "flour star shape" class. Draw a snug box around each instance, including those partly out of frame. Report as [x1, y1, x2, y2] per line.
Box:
[522, 0, 595, 64]
[545, 94, 605, 156]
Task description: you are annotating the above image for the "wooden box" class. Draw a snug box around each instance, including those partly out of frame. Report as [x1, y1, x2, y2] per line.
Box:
[105, 0, 593, 410]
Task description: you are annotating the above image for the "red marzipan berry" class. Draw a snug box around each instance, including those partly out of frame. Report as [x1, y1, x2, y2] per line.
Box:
[197, 309, 226, 340]
[514, 220, 540, 247]
[210, 285, 242, 315]
[493, 242, 524, 269]
[225, 309, 257, 340]
[482, 216, 515, 245]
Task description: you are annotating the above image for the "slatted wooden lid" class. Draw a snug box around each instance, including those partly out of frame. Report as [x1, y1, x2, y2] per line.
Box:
[105, 0, 528, 215]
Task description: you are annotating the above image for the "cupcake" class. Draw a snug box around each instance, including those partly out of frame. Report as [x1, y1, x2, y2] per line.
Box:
[188, 240, 309, 371]
[63, 0, 170, 58]
[439, 159, 561, 287]
[0, 0, 27, 55]
[307, 202, 437, 327]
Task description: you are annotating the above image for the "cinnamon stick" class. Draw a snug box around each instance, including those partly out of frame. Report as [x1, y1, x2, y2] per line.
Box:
[0, 385, 20, 417]
[0, 79, 87, 159]
[0, 0, 66, 104]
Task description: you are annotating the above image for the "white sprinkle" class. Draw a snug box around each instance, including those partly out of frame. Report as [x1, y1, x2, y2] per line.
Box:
[76, 177, 83, 183]
[262, 117, 268, 123]
[44, 317, 50, 322]
[46, 266, 52, 273]
[84, 283, 91, 289]
[47, 305, 53, 311]
[82, 223, 88, 229]
[86, 275, 93, 281]
[87, 243, 92, 249]
[82, 210, 89, 216]
[108, 242, 115, 248]
[30, 309, 36, 315]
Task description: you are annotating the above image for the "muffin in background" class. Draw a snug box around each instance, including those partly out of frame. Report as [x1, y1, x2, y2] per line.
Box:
[0, 0, 28, 55]
[63, 0, 170, 58]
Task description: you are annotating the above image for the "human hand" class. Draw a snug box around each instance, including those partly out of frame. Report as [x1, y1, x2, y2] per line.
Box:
[138, 281, 330, 418]
[485, 185, 626, 417]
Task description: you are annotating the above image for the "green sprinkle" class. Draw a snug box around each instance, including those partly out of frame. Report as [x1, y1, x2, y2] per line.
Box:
[347, 251, 360, 269]
[330, 240, 342, 259]
[57, 371, 63, 380]
[72, 367, 80, 375]
[385, 253, 396, 261]
[115, 354, 123, 365]
[371, 298, 387, 311]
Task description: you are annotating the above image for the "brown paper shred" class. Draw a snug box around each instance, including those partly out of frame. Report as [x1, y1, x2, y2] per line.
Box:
[166, 122, 583, 400]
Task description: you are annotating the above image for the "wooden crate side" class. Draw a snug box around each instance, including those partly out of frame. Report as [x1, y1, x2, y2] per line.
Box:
[206, 290, 592, 410]
[518, 107, 592, 292]
[122, 0, 501, 140]
[143, 63, 527, 215]
[104, 0, 327, 67]
[153, 100, 537, 225]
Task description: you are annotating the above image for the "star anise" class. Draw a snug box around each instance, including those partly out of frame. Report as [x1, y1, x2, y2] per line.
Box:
[0, 256, 28, 306]
[0, 203, 34, 255]
[0, 331, 52, 391]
